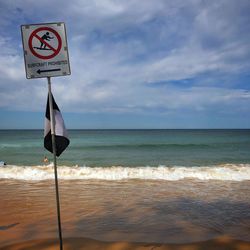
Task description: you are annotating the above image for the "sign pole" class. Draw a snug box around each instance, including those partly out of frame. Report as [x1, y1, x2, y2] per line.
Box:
[47, 76, 63, 250]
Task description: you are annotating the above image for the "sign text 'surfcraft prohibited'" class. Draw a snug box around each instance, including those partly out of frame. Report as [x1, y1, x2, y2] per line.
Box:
[21, 22, 71, 79]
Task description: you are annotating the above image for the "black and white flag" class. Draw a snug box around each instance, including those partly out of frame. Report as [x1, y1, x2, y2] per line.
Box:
[44, 94, 70, 157]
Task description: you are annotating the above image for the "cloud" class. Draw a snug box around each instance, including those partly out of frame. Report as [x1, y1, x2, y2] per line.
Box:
[0, 0, 250, 123]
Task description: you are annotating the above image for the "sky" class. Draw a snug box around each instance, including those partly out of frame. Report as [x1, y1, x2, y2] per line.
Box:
[0, 0, 250, 129]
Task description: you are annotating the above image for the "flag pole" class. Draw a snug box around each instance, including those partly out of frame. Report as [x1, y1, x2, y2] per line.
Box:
[47, 76, 63, 250]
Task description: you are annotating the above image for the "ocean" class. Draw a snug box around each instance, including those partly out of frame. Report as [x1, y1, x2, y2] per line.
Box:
[0, 129, 250, 248]
[0, 129, 250, 180]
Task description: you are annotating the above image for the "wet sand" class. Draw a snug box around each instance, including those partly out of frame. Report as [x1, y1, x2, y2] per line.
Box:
[1, 237, 250, 250]
[1, 179, 250, 249]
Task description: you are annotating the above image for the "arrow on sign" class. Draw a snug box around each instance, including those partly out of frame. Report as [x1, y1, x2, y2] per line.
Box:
[37, 69, 61, 74]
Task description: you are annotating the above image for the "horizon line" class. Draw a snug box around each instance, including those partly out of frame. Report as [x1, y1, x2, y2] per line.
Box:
[0, 128, 250, 130]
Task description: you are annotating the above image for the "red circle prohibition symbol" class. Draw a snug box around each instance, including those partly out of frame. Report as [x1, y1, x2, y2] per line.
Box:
[28, 27, 62, 60]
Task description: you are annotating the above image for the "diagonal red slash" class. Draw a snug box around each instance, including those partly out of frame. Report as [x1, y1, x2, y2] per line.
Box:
[34, 34, 57, 52]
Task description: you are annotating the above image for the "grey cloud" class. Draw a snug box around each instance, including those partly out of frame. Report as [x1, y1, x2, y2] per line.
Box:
[0, 0, 250, 115]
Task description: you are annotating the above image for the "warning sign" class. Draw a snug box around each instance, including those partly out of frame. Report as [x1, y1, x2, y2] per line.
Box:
[21, 22, 71, 79]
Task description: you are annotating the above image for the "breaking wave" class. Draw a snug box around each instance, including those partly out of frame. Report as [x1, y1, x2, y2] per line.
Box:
[0, 164, 250, 181]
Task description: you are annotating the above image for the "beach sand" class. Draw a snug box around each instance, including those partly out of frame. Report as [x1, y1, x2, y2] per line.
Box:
[1, 236, 250, 250]
[1, 179, 250, 249]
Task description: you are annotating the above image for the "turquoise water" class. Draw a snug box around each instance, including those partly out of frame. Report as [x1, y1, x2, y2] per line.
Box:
[0, 129, 250, 167]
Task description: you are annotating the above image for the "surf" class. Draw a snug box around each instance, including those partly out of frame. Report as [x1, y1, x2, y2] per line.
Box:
[0, 164, 250, 181]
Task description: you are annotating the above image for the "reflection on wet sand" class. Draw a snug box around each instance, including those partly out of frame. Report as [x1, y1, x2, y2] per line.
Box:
[0, 179, 250, 249]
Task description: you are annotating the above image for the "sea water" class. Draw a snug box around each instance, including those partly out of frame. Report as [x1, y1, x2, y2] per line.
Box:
[0, 129, 250, 180]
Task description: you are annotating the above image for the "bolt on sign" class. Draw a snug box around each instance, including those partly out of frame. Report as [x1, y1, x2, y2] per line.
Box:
[21, 22, 71, 79]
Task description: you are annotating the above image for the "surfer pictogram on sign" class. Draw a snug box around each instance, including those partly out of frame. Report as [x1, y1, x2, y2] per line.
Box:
[29, 27, 62, 60]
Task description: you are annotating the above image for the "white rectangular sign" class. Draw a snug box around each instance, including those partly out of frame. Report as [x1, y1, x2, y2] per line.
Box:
[21, 22, 71, 79]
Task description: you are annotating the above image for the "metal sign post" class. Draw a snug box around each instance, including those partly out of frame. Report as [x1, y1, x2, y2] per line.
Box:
[21, 22, 71, 250]
[47, 76, 63, 250]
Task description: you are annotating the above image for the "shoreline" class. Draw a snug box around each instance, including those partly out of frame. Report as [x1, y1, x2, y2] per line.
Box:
[1, 236, 250, 250]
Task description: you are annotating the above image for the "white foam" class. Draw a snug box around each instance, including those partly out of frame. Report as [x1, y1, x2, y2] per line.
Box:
[0, 164, 250, 181]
